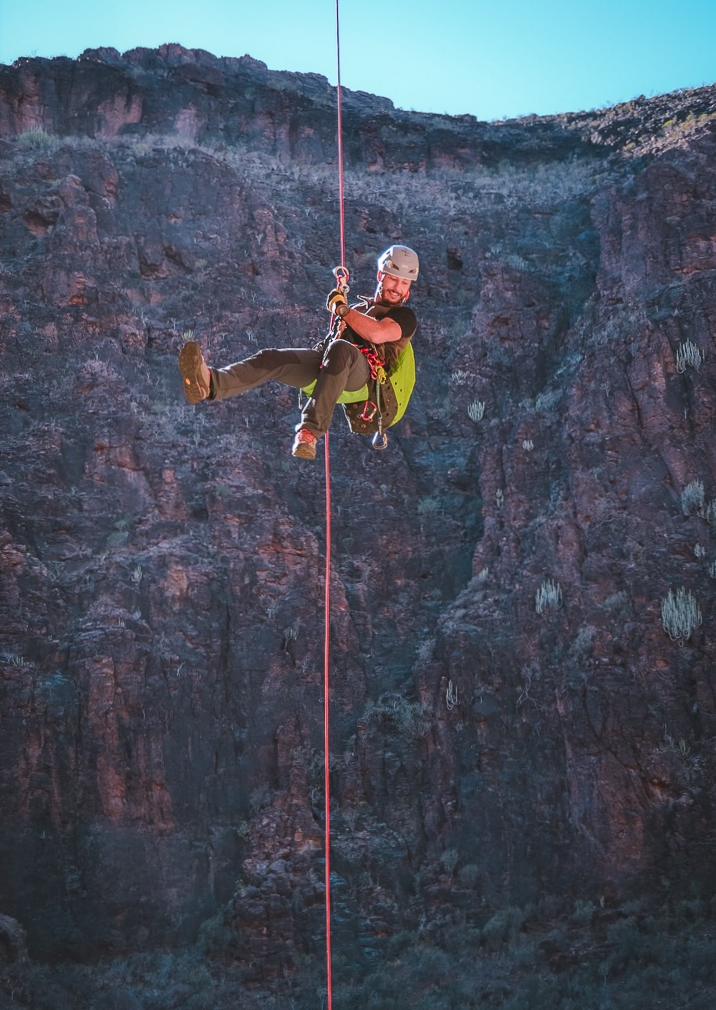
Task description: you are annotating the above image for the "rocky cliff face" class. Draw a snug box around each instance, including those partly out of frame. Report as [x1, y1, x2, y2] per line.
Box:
[1, 43, 716, 1003]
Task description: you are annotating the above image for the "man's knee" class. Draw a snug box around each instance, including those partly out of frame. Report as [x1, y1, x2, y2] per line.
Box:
[322, 338, 357, 373]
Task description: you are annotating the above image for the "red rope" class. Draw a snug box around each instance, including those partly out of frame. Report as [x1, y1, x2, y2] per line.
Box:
[335, 0, 347, 269]
[323, 428, 332, 1010]
[324, 5, 347, 1009]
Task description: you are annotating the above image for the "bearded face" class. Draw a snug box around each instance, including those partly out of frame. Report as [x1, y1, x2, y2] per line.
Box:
[375, 271, 412, 305]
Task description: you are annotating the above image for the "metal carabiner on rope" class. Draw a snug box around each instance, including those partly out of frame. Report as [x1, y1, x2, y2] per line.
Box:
[370, 376, 389, 450]
[371, 422, 389, 451]
[332, 265, 350, 296]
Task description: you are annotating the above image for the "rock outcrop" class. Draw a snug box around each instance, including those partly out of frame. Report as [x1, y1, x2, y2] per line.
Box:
[1, 43, 716, 992]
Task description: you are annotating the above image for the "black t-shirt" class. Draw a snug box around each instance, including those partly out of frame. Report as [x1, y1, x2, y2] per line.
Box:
[344, 300, 417, 370]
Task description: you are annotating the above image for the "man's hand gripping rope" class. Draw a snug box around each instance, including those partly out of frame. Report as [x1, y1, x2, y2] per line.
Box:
[326, 264, 387, 384]
[326, 265, 351, 319]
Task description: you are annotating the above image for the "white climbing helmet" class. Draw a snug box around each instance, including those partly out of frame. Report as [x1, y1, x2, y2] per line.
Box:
[377, 245, 419, 282]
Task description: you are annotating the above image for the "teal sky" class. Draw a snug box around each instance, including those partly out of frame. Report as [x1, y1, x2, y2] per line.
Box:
[1, 0, 715, 121]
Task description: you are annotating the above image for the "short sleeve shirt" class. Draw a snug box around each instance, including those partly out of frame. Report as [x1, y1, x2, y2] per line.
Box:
[345, 301, 417, 370]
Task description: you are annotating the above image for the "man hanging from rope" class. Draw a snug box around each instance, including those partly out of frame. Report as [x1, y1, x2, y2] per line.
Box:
[178, 245, 419, 459]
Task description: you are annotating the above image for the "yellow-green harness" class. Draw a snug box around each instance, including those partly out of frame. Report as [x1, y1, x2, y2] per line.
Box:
[302, 341, 416, 435]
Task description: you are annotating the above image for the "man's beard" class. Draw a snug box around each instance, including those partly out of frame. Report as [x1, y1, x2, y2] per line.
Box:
[376, 285, 404, 306]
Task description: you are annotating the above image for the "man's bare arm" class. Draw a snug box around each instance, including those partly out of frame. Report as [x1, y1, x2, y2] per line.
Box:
[342, 309, 402, 344]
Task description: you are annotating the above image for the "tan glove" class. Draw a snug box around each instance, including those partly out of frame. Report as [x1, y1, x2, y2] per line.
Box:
[326, 289, 349, 316]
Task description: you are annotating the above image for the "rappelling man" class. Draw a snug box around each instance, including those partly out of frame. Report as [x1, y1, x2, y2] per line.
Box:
[178, 245, 419, 458]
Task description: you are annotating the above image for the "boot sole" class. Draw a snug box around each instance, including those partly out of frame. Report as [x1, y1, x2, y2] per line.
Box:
[179, 341, 209, 404]
[292, 444, 317, 460]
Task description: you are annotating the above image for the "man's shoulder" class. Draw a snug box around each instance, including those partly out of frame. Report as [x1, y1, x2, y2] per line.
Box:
[387, 304, 417, 322]
[387, 304, 417, 338]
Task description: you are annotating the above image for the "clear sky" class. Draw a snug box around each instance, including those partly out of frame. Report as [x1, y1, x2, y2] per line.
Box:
[1, 0, 715, 121]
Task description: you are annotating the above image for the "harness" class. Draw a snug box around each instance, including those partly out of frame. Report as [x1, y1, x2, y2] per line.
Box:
[334, 301, 393, 448]
[301, 297, 415, 449]
[358, 345, 388, 386]
[355, 348, 389, 447]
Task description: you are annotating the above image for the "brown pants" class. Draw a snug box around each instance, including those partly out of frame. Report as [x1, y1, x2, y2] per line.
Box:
[209, 339, 370, 438]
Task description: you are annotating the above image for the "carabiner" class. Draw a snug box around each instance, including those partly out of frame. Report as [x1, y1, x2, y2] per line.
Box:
[371, 427, 389, 451]
[360, 401, 378, 422]
[332, 265, 350, 295]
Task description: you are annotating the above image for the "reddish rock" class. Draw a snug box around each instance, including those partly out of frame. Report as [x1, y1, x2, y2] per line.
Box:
[0, 45, 715, 983]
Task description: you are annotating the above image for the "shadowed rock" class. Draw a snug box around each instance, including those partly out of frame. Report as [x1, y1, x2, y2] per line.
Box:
[1, 45, 715, 989]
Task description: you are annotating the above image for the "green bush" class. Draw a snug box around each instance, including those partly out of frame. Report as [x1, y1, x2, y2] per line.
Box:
[17, 126, 58, 150]
[661, 586, 702, 642]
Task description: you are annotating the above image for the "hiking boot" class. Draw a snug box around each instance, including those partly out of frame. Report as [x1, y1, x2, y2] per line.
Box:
[292, 429, 317, 460]
[179, 341, 211, 403]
